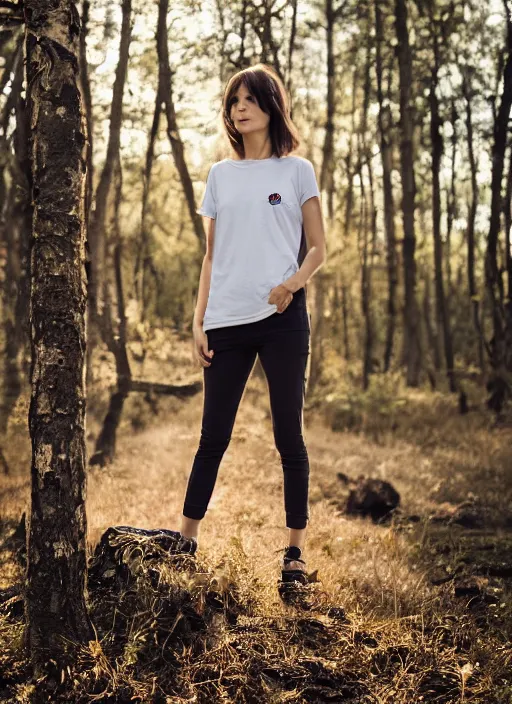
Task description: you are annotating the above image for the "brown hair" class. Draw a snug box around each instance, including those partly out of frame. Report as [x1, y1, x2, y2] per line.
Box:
[222, 63, 300, 159]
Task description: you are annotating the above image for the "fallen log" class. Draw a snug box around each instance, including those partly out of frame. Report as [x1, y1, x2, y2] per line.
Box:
[89, 378, 202, 467]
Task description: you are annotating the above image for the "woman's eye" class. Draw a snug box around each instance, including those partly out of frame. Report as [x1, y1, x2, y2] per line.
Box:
[233, 96, 253, 103]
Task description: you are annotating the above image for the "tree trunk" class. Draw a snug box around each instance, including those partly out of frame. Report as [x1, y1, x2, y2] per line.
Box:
[359, 30, 374, 390]
[375, 0, 397, 373]
[308, 269, 326, 390]
[339, 65, 358, 363]
[446, 98, 457, 299]
[462, 73, 484, 373]
[286, 0, 299, 108]
[0, 47, 27, 451]
[79, 0, 94, 391]
[91, 155, 202, 465]
[395, 0, 421, 386]
[485, 2, 512, 412]
[360, 179, 372, 389]
[23, 0, 93, 679]
[158, 0, 207, 249]
[320, 0, 335, 221]
[429, 11, 456, 392]
[79, 0, 93, 232]
[134, 74, 163, 322]
[504, 132, 512, 302]
[90, 159, 132, 467]
[248, 0, 283, 81]
[422, 267, 437, 384]
[87, 0, 132, 380]
[309, 0, 336, 392]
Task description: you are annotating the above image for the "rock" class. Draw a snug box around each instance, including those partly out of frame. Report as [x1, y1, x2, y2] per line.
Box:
[87, 525, 196, 590]
[345, 477, 400, 522]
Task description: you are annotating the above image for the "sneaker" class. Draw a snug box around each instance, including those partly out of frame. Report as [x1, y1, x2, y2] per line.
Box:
[280, 545, 308, 585]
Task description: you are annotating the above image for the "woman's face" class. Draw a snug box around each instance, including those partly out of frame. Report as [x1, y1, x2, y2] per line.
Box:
[229, 83, 270, 136]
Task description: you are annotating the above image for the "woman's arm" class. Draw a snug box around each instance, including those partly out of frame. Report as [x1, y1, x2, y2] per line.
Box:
[193, 216, 216, 328]
[282, 196, 327, 294]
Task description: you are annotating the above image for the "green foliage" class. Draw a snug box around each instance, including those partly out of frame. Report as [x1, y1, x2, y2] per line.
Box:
[325, 372, 407, 436]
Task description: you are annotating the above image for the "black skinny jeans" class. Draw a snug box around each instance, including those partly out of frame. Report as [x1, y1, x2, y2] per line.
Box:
[183, 287, 311, 529]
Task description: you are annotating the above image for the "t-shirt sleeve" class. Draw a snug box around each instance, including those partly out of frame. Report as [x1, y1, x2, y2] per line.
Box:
[196, 164, 217, 219]
[299, 159, 321, 207]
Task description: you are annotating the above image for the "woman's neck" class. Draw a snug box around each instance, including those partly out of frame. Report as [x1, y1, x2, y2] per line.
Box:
[241, 132, 272, 160]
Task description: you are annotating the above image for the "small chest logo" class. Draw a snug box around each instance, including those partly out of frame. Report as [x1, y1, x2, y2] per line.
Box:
[268, 193, 281, 205]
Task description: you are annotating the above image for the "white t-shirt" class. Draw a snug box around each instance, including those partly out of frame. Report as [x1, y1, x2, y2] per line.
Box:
[197, 154, 320, 331]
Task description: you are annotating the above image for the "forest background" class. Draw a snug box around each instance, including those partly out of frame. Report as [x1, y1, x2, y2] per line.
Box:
[1, 0, 512, 701]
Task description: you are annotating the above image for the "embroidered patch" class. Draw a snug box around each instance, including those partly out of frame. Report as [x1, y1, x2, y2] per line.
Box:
[268, 193, 281, 205]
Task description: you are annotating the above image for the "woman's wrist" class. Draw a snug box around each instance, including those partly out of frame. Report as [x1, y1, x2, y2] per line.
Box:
[282, 280, 298, 294]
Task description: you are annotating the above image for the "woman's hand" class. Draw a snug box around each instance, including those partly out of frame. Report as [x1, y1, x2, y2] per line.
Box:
[268, 283, 293, 313]
[192, 323, 214, 367]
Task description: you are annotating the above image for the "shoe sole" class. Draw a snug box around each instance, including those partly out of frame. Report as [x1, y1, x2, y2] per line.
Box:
[281, 570, 308, 585]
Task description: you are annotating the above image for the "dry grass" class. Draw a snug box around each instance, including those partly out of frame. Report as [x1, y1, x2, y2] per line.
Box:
[1, 338, 512, 702]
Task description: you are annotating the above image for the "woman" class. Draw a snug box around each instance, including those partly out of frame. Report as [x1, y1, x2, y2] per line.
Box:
[173, 63, 326, 585]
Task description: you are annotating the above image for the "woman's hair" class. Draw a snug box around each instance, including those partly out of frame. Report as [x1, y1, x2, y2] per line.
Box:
[222, 63, 300, 159]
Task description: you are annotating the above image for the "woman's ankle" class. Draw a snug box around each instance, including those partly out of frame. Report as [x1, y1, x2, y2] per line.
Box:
[288, 526, 307, 552]
[180, 515, 202, 540]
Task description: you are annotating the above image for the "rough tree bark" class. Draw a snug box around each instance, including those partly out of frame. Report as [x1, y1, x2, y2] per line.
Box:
[23, 0, 94, 680]
[395, 0, 422, 386]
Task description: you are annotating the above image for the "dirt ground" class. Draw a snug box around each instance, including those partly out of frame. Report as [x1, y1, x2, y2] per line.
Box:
[1, 353, 512, 702]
